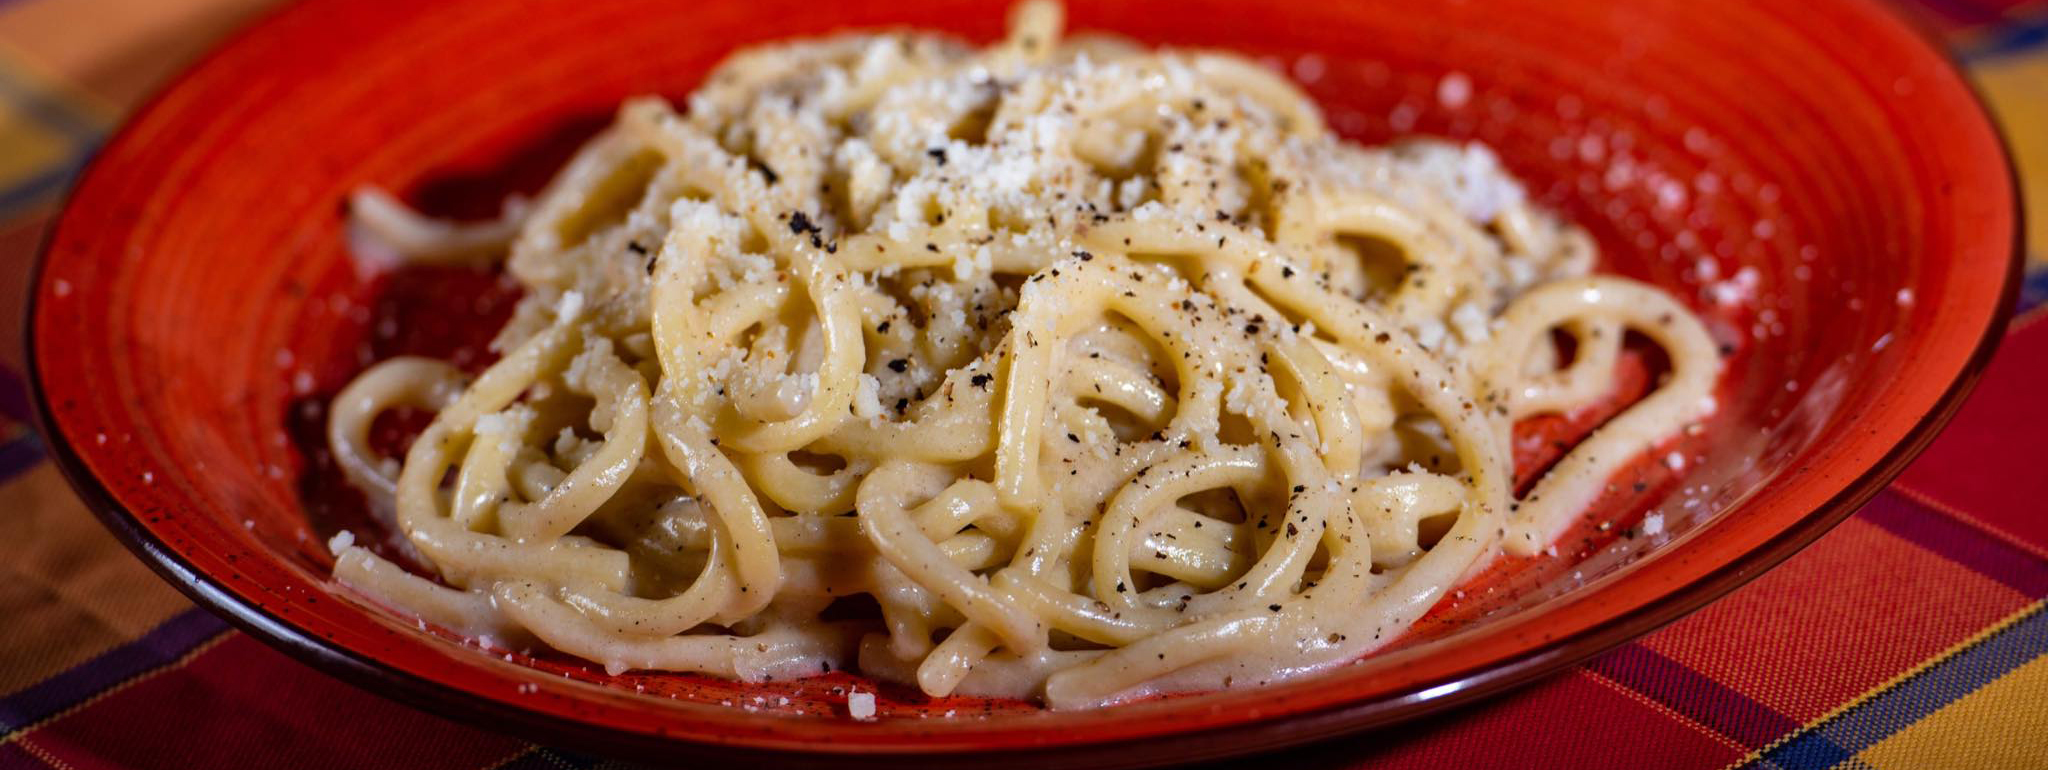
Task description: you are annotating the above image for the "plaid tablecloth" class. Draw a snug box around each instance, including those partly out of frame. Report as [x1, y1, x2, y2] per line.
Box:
[2, 0, 2044, 767]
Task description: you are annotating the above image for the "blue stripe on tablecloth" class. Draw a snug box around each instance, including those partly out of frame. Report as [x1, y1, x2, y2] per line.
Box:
[1958, 12, 2048, 59]
[1585, 643, 1801, 746]
[0, 609, 230, 737]
[1745, 601, 2048, 769]
[1860, 493, 2048, 596]
[0, 367, 34, 425]
[0, 433, 42, 485]
[1590, 488, 2048, 756]
[0, 65, 98, 138]
[0, 159, 86, 213]
[2017, 268, 2048, 314]
[0, 367, 45, 484]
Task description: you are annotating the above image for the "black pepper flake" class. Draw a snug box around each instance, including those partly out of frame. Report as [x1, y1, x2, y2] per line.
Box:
[1268, 604, 1283, 612]
[1281, 265, 1294, 278]
[1073, 250, 1093, 261]
[1067, 433, 1080, 443]
[1374, 332, 1392, 344]
[1292, 484, 1306, 494]
[887, 359, 908, 373]
[787, 211, 816, 235]
[925, 243, 940, 253]
[877, 321, 891, 333]
[626, 242, 648, 255]
[970, 373, 992, 388]
[927, 147, 947, 165]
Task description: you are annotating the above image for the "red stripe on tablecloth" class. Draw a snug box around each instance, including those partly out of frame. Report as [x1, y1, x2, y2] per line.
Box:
[1582, 644, 1798, 747]
[1287, 671, 1742, 769]
[15, 634, 524, 770]
[1639, 516, 2031, 722]
[1894, 315, 2048, 553]
[1889, 484, 2048, 561]
[0, 742, 47, 770]
[1860, 492, 2048, 596]
[1905, 0, 2044, 25]
[0, 610, 228, 737]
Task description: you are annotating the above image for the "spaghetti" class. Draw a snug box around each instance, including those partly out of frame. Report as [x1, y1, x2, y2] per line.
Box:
[328, 1, 1720, 709]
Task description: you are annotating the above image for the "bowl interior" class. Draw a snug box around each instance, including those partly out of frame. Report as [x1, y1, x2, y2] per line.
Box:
[31, 0, 2014, 762]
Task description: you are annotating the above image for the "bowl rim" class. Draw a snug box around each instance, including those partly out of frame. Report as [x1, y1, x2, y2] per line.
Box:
[23, 0, 2024, 766]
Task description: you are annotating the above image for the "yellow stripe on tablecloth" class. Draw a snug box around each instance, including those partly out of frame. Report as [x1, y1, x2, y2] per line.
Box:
[1856, 656, 2048, 770]
[0, 105, 72, 193]
[1725, 600, 2046, 769]
[1969, 51, 2048, 265]
[0, 466, 191, 698]
[0, 45, 104, 221]
[0, 44, 103, 216]
[0, 39, 113, 127]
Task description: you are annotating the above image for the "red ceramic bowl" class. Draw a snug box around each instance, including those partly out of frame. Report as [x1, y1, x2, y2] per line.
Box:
[29, 0, 2019, 766]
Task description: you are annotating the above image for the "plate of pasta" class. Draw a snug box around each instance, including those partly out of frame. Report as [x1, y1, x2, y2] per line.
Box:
[30, 0, 2017, 766]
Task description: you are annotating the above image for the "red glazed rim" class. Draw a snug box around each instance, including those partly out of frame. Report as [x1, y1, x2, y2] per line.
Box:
[25, 0, 2022, 765]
